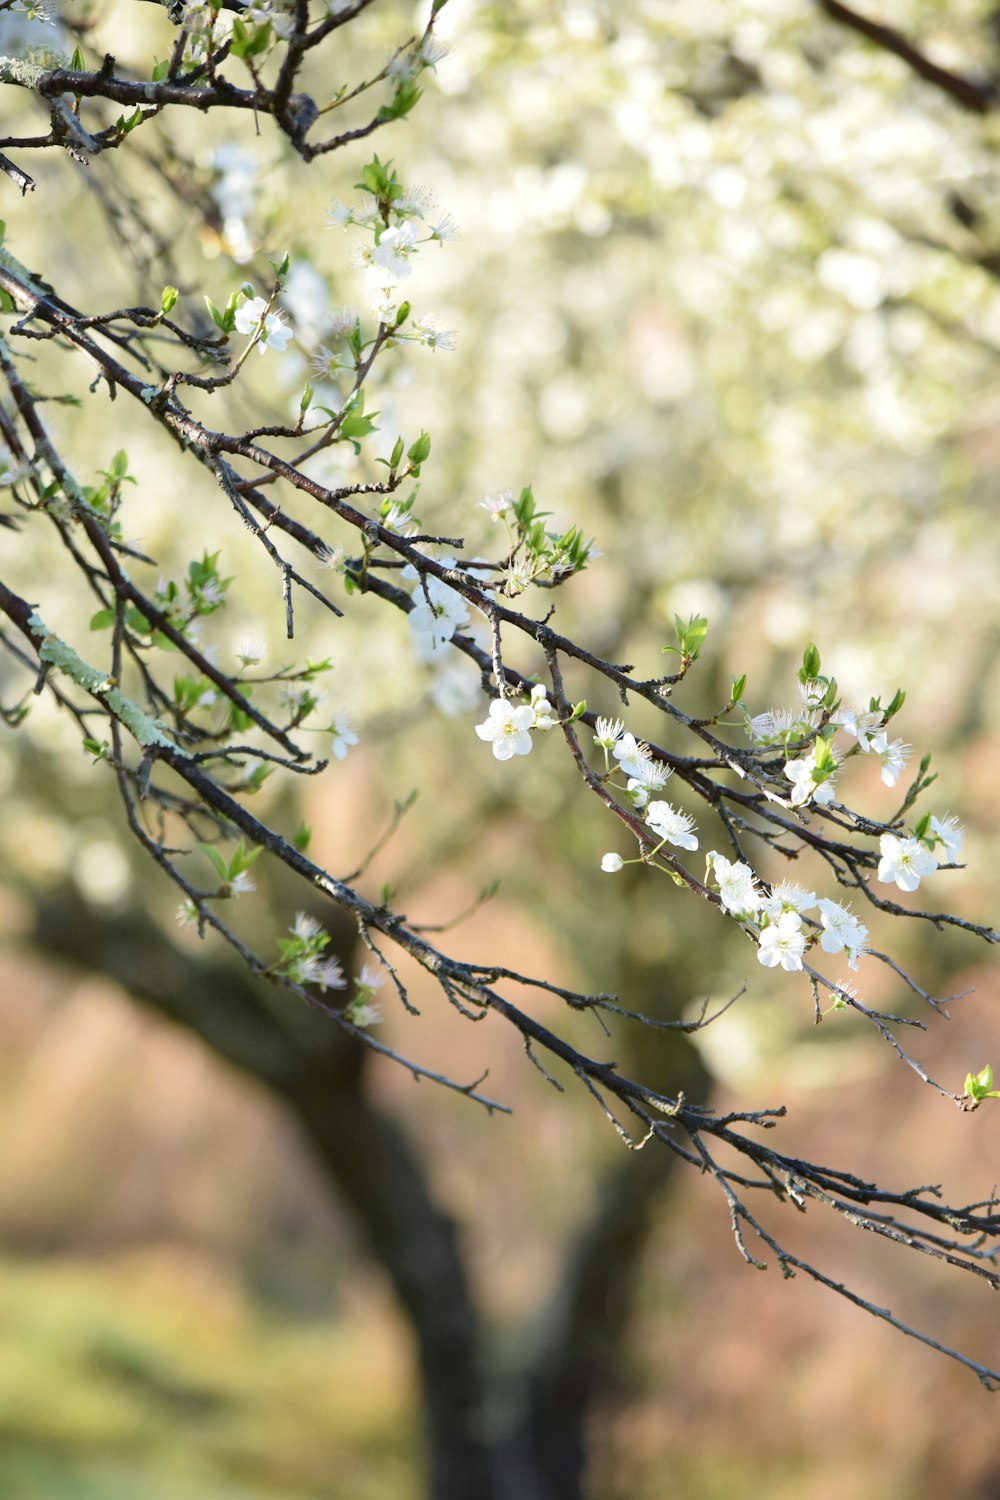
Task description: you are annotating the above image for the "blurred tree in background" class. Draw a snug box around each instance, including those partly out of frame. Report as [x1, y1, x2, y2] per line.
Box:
[3, 3, 1000, 1498]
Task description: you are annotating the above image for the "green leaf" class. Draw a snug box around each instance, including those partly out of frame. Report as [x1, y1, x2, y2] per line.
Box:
[674, 613, 708, 660]
[801, 642, 822, 681]
[161, 285, 179, 315]
[359, 156, 392, 196]
[407, 431, 431, 466]
[340, 410, 378, 442]
[813, 736, 838, 774]
[242, 762, 271, 798]
[965, 1064, 1000, 1101]
[885, 688, 906, 721]
[514, 485, 536, 525]
[378, 80, 423, 122]
[89, 608, 116, 631]
[731, 674, 747, 703]
[116, 106, 144, 135]
[228, 839, 263, 877]
[231, 17, 272, 57]
[205, 296, 227, 331]
[199, 842, 229, 881]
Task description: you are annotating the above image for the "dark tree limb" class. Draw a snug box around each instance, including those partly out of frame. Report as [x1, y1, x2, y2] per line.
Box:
[816, 0, 998, 114]
[25, 887, 500, 1500]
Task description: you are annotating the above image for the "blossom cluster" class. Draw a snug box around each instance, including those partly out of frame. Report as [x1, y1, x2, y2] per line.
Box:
[704, 857, 870, 974]
[587, 643, 967, 1015]
[327, 154, 458, 330]
[405, 560, 472, 656]
[749, 678, 914, 809]
[595, 717, 701, 853]
[475, 687, 557, 760]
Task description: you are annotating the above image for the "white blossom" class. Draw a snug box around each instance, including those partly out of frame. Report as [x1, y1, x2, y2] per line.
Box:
[475, 698, 535, 760]
[817, 898, 869, 970]
[352, 193, 382, 228]
[371, 222, 419, 280]
[481, 490, 513, 520]
[708, 852, 761, 916]
[366, 274, 400, 323]
[312, 346, 335, 379]
[784, 744, 838, 807]
[248, 0, 297, 39]
[757, 911, 806, 972]
[760, 882, 818, 920]
[828, 981, 861, 1012]
[877, 833, 938, 892]
[229, 870, 256, 896]
[350, 1000, 382, 1027]
[293, 911, 324, 942]
[749, 708, 797, 744]
[645, 802, 699, 851]
[235, 634, 266, 665]
[601, 852, 624, 873]
[289, 952, 323, 984]
[234, 296, 292, 355]
[613, 732, 652, 779]
[928, 813, 964, 865]
[593, 717, 624, 750]
[318, 957, 347, 992]
[330, 712, 358, 760]
[412, 315, 457, 352]
[327, 198, 353, 228]
[502, 559, 535, 596]
[630, 757, 671, 791]
[397, 186, 435, 217]
[837, 706, 884, 752]
[387, 46, 419, 82]
[429, 214, 461, 242]
[0, 449, 33, 488]
[329, 305, 359, 335]
[869, 730, 910, 788]
[409, 573, 470, 652]
[419, 33, 450, 67]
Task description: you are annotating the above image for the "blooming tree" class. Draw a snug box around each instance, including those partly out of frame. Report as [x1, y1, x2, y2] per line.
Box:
[2, 4, 1000, 1483]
